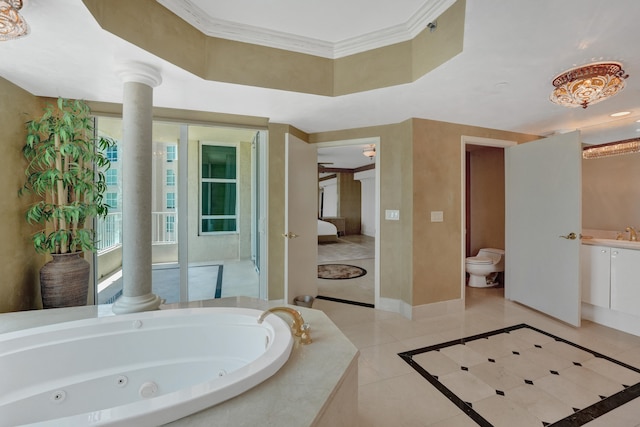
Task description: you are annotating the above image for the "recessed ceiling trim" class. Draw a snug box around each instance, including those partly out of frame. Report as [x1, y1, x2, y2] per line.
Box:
[156, 0, 455, 59]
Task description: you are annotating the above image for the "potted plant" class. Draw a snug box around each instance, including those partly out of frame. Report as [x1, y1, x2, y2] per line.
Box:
[19, 97, 114, 308]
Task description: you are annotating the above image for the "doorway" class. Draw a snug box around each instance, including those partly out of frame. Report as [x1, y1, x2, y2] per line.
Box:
[460, 136, 516, 299]
[315, 138, 380, 307]
[94, 117, 268, 305]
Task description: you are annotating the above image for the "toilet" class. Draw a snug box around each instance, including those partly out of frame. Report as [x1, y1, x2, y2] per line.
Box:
[465, 248, 505, 288]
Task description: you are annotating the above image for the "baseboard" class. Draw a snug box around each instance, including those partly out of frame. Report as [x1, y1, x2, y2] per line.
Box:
[377, 297, 413, 319]
[412, 298, 464, 320]
[376, 298, 464, 320]
[582, 303, 640, 337]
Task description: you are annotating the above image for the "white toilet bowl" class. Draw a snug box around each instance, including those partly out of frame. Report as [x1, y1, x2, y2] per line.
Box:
[465, 248, 505, 288]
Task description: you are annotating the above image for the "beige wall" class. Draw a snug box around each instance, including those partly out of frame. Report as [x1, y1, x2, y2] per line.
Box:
[310, 122, 414, 303]
[1, 84, 542, 313]
[412, 119, 539, 306]
[469, 147, 505, 255]
[0, 78, 45, 313]
[583, 152, 640, 231]
[83, 0, 465, 96]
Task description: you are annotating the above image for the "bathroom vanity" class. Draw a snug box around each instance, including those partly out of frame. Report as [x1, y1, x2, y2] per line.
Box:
[581, 238, 640, 336]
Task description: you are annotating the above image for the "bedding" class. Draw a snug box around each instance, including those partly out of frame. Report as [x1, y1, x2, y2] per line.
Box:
[317, 219, 338, 242]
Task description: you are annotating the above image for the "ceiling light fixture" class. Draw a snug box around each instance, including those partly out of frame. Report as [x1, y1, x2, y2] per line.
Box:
[550, 62, 628, 109]
[362, 145, 376, 159]
[0, 0, 29, 41]
[610, 111, 631, 117]
[582, 138, 640, 159]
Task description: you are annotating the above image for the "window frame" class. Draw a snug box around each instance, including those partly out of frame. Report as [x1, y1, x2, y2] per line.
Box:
[166, 192, 176, 210]
[105, 192, 118, 209]
[166, 145, 177, 162]
[106, 169, 118, 186]
[106, 145, 118, 162]
[166, 169, 176, 186]
[199, 141, 239, 235]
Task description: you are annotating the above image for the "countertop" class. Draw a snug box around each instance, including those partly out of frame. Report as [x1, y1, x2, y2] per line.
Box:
[581, 237, 640, 251]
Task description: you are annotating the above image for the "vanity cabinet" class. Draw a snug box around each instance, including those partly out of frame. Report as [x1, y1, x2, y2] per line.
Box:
[581, 243, 640, 316]
[610, 248, 640, 316]
[580, 245, 611, 308]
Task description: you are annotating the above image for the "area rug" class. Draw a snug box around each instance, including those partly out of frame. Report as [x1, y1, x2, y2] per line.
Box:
[398, 324, 640, 426]
[317, 264, 367, 280]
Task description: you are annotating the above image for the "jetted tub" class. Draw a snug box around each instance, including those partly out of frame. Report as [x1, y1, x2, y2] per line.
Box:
[0, 307, 294, 426]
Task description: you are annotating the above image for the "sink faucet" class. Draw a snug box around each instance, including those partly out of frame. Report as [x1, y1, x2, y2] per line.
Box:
[626, 226, 637, 241]
[258, 307, 312, 344]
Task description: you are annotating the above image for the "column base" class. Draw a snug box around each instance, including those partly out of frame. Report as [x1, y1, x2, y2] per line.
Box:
[112, 293, 163, 314]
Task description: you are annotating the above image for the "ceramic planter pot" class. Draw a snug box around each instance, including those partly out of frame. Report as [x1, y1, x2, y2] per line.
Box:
[40, 252, 90, 308]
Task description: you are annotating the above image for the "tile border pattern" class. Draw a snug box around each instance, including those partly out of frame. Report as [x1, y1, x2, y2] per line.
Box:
[315, 295, 374, 308]
[214, 265, 224, 298]
[398, 324, 640, 426]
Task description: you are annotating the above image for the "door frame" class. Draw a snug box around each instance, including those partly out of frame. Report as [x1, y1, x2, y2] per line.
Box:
[460, 136, 517, 300]
[315, 137, 381, 307]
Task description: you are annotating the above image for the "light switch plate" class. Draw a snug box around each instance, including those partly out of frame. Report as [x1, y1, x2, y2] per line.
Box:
[431, 211, 444, 222]
[385, 209, 400, 220]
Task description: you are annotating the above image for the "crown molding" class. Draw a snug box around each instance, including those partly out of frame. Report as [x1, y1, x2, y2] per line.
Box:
[156, 0, 456, 59]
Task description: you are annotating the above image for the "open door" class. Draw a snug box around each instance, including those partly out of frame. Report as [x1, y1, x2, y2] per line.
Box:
[284, 133, 318, 304]
[505, 131, 582, 326]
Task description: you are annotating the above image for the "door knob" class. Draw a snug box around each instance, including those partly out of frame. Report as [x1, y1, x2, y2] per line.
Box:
[282, 232, 299, 239]
[559, 232, 577, 240]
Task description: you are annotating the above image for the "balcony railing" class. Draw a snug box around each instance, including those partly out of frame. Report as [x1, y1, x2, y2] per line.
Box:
[96, 212, 122, 252]
[97, 211, 177, 252]
[152, 211, 177, 244]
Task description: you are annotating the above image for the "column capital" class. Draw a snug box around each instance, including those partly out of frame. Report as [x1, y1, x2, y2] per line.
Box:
[116, 61, 162, 87]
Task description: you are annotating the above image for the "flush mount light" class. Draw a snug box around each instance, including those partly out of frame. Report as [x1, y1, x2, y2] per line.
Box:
[550, 62, 628, 109]
[582, 138, 640, 159]
[610, 111, 631, 117]
[0, 0, 29, 41]
[362, 145, 376, 159]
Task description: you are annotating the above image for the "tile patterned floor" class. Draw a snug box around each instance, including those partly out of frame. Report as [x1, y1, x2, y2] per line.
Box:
[312, 286, 640, 427]
[399, 324, 640, 426]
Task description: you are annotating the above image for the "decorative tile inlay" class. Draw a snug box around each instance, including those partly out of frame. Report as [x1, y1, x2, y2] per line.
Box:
[398, 324, 640, 426]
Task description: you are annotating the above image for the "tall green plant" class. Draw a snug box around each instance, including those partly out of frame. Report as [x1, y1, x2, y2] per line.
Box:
[19, 98, 115, 254]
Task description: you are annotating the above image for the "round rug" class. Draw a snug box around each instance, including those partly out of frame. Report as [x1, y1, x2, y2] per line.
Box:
[317, 264, 367, 280]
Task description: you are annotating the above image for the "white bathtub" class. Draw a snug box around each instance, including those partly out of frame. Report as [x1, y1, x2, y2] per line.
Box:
[0, 307, 294, 426]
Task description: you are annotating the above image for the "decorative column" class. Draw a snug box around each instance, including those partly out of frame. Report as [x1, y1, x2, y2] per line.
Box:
[112, 62, 163, 314]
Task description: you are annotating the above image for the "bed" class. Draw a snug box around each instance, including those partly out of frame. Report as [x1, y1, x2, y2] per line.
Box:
[317, 219, 338, 242]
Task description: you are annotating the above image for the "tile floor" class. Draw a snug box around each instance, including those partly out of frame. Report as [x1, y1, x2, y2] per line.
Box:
[312, 287, 640, 427]
[98, 259, 259, 305]
[317, 235, 375, 305]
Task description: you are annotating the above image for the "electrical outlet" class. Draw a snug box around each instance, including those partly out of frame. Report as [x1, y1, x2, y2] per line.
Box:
[431, 211, 444, 222]
[385, 210, 400, 220]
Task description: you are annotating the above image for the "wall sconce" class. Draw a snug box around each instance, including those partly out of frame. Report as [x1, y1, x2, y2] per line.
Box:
[362, 145, 376, 159]
[0, 0, 29, 41]
[583, 138, 640, 159]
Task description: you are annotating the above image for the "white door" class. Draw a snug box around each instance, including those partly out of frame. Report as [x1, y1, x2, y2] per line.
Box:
[285, 133, 318, 304]
[505, 131, 582, 326]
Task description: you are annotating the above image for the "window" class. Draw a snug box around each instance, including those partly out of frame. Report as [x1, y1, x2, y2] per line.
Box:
[166, 215, 175, 234]
[166, 145, 177, 162]
[200, 143, 237, 233]
[166, 192, 176, 210]
[166, 169, 175, 186]
[106, 169, 118, 186]
[106, 192, 117, 209]
[106, 145, 118, 162]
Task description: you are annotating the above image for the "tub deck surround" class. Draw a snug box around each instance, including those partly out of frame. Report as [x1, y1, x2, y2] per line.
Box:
[0, 298, 359, 427]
